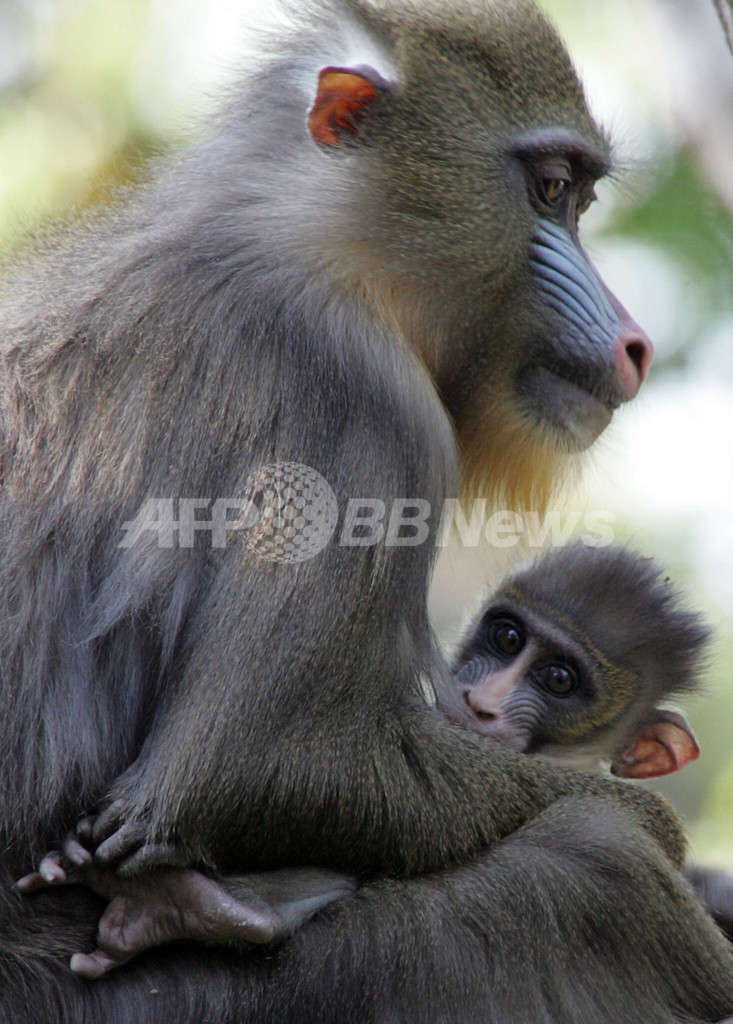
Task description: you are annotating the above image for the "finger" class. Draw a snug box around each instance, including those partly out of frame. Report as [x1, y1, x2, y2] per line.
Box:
[70, 949, 127, 980]
[15, 871, 46, 894]
[62, 834, 93, 868]
[15, 852, 66, 893]
[91, 801, 129, 844]
[75, 816, 96, 843]
[38, 850, 66, 883]
[115, 843, 191, 878]
[94, 822, 149, 868]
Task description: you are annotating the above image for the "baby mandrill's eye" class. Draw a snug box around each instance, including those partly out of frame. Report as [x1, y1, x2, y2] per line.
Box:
[490, 620, 525, 657]
[538, 664, 576, 696]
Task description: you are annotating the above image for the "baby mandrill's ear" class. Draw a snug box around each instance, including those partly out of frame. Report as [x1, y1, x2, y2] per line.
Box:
[611, 709, 700, 780]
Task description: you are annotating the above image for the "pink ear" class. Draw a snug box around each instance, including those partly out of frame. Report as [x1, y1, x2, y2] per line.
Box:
[612, 710, 700, 780]
[307, 66, 386, 148]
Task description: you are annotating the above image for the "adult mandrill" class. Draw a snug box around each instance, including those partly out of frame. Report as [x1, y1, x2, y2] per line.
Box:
[2, 1, 732, 1022]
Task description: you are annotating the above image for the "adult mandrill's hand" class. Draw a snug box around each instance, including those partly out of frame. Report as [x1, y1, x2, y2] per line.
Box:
[17, 834, 357, 979]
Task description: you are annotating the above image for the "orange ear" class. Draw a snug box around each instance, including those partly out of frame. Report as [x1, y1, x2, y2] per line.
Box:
[612, 710, 700, 780]
[308, 66, 385, 148]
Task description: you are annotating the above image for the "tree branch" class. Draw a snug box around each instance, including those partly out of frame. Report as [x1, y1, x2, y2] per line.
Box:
[712, 0, 733, 52]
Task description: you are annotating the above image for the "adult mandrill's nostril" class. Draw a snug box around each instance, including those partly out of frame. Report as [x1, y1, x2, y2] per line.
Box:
[614, 326, 654, 401]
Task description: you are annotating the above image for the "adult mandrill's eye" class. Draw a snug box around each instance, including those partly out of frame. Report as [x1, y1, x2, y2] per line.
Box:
[538, 664, 576, 696]
[541, 178, 567, 204]
[533, 159, 571, 210]
[490, 619, 525, 657]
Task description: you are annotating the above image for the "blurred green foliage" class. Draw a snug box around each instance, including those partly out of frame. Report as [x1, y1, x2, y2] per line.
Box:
[612, 154, 732, 279]
[0, 0, 168, 248]
[608, 152, 733, 341]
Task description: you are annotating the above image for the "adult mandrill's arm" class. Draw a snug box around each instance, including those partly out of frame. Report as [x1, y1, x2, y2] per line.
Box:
[18, 798, 733, 1024]
[88, 650, 687, 878]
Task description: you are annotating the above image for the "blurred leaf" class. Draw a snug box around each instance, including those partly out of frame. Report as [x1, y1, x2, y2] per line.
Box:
[607, 151, 733, 286]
